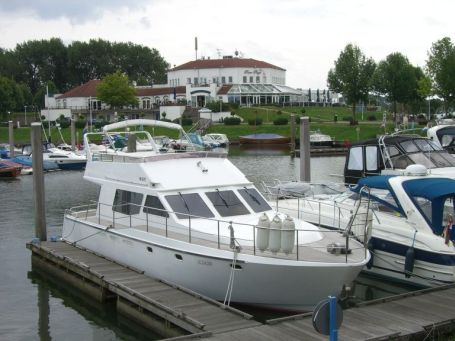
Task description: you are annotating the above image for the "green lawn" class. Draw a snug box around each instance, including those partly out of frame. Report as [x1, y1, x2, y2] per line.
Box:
[0, 106, 410, 145]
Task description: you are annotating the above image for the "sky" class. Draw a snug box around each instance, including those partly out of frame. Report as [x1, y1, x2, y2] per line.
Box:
[0, 0, 453, 89]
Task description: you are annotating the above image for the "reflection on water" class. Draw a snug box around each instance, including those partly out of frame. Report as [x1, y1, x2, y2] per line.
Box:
[0, 147, 419, 340]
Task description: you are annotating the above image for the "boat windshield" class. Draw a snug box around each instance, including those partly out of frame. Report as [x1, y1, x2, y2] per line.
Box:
[388, 139, 455, 169]
[165, 193, 214, 219]
[205, 190, 250, 217]
[238, 187, 271, 213]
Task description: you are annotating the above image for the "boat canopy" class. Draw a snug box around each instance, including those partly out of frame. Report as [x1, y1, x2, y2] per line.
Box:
[402, 178, 455, 235]
[103, 119, 183, 132]
[352, 176, 404, 215]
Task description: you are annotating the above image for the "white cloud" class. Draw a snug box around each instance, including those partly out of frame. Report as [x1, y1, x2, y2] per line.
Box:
[0, 0, 454, 88]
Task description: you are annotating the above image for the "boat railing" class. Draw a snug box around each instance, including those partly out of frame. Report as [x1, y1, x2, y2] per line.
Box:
[65, 201, 368, 263]
[263, 187, 372, 247]
[89, 150, 228, 163]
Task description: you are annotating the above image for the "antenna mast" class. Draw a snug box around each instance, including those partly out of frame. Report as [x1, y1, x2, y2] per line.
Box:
[195, 37, 198, 60]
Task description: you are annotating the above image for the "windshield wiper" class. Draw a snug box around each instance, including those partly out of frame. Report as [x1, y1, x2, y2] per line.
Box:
[178, 192, 191, 214]
[243, 187, 261, 205]
[216, 189, 229, 207]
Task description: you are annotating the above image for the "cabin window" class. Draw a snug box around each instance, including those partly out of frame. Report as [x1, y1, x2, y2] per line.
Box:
[113, 190, 143, 215]
[143, 195, 169, 218]
[386, 146, 400, 157]
[400, 140, 419, 153]
[165, 193, 214, 219]
[413, 196, 432, 223]
[414, 139, 434, 152]
[205, 190, 249, 217]
[238, 188, 271, 213]
[365, 146, 378, 171]
[347, 147, 363, 170]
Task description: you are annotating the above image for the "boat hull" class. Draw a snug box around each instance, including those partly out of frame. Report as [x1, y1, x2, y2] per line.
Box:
[239, 134, 290, 145]
[62, 216, 365, 311]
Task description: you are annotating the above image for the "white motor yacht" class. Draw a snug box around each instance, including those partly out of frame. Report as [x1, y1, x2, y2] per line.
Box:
[61, 119, 369, 311]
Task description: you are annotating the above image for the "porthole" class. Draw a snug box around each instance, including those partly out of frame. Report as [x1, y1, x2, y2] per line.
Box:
[230, 264, 242, 270]
[146, 246, 153, 253]
[175, 254, 183, 261]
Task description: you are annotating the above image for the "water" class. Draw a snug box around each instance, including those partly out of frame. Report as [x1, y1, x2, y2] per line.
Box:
[0, 147, 414, 340]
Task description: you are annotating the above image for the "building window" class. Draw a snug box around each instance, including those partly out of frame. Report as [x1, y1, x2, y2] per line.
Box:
[249, 76, 253, 83]
[228, 76, 233, 83]
[194, 77, 198, 85]
[221, 76, 226, 84]
[213, 77, 217, 84]
[243, 76, 247, 83]
[263, 76, 267, 83]
[187, 78, 191, 84]
[256, 76, 260, 83]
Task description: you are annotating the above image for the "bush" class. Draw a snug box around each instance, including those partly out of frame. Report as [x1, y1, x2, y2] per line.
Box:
[342, 116, 353, 122]
[59, 120, 70, 129]
[172, 117, 193, 126]
[75, 120, 86, 129]
[94, 121, 108, 129]
[248, 117, 263, 125]
[301, 108, 306, 114]
[223, 117, 241, 125]
[273, 116, 288, 125]
[367, 114, 377, 121]
[417, 114, 428, 125]
[276, 110, 282, 115]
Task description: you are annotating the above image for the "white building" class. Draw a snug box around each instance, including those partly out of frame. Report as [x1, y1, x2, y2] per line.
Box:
[52, 56, 338, 118]
[168, 56, 304, 106]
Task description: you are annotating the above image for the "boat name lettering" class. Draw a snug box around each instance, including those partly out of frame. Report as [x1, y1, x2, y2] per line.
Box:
[198, 260, 212, 266]
[139, 176, 146, 182]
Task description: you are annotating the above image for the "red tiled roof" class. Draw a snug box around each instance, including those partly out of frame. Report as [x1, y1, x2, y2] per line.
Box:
[57, 81, 186, 99]
[170, 58, 285, 71]
[136, 86, 186, 96]
[56, 79, 101, 99]
[217, 84, 233, 95]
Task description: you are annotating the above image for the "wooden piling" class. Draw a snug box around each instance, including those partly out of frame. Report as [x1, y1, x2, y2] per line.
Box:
[8, 121, 14, 157]
[71, 118, 76, 151]
[31, 122, 47, 241]
[290, 114, 296, 156]
[299, 117, 311, 182]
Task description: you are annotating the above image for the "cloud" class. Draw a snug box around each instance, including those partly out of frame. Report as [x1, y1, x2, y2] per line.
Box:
[0, 0, 150, 22]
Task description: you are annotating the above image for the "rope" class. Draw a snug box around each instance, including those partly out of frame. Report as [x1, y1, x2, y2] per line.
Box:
[223, 246, 239, 307]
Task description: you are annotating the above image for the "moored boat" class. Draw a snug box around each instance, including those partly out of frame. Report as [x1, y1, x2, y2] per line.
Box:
[239, 133, 290, 145]
[0, 159, 22, 178]
[61, 119, 369, 311]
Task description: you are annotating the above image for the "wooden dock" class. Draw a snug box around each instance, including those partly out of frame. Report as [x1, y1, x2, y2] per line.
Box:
[27, 241, 260, 339]
[27, 240, 455, 340]
[200, 284, 455, 340]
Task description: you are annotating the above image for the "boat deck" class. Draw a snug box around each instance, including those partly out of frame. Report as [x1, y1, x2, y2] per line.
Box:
[76, 214, 367, 264]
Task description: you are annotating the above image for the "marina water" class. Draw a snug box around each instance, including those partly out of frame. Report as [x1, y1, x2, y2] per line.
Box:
[0, 147, 415, 340]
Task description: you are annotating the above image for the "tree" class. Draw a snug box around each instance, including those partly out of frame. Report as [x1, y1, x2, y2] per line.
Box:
[0, 76, 18, 117]
[372, 52, 422, 113]
[426, 37, 455, 112]
[327, 44, 376, 122]
[96, 71, 138, 108]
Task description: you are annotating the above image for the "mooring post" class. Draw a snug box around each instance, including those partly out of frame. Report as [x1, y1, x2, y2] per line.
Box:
[299, 117, 311, 182]
[127, 133, 137, 153]
[71, 118, 76, 151]
[8, 121, 14, 157]
[32, 122, 47, 241]
[290, 114, 296, 156]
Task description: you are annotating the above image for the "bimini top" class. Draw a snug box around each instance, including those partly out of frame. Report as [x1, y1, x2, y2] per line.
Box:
[103, 119, 183, 132]
[354, 175, 455, 237]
